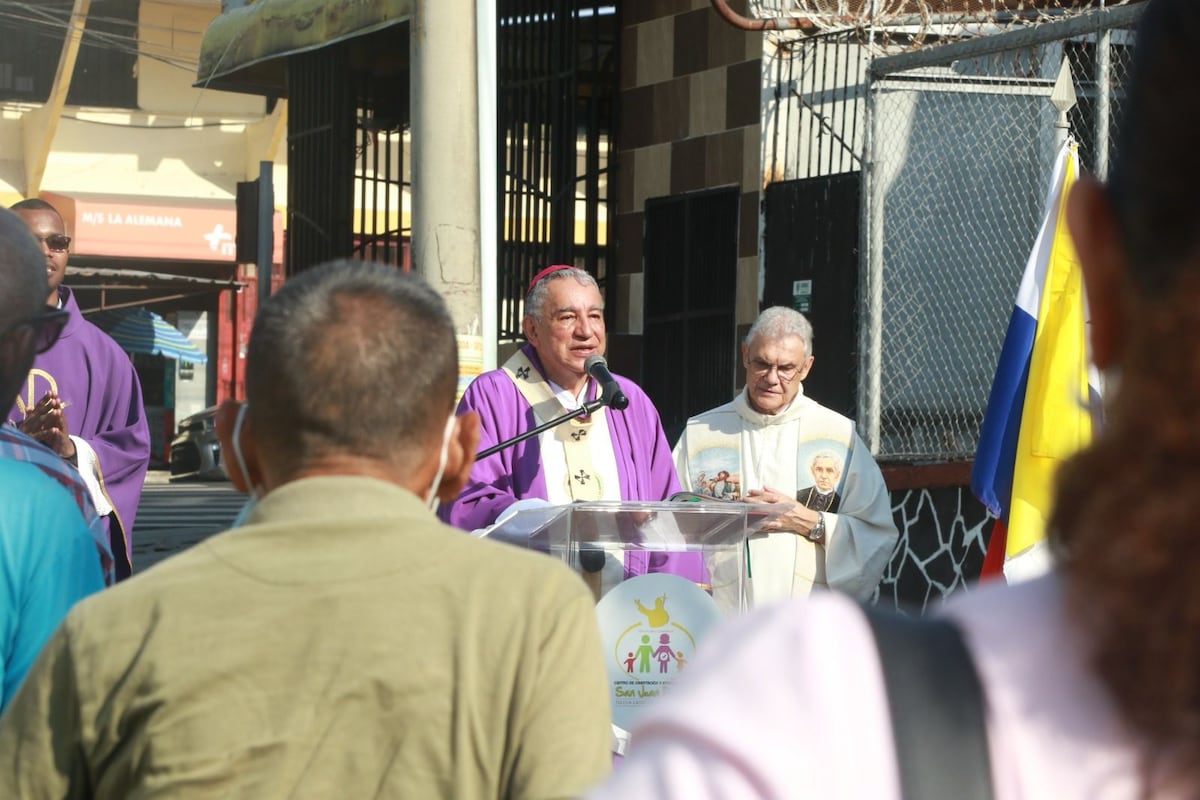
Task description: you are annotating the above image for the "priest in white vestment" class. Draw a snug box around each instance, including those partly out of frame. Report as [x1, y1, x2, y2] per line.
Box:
[673, 307, 899, 604]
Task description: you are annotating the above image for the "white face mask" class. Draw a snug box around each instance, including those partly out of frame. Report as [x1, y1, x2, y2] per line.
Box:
[229, 401, 262, 499]
[227, 402, 263, 529]
[425, 414, 457, 510]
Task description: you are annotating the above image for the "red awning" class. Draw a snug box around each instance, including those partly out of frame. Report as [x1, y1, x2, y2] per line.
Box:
[40, 192, 283, 263]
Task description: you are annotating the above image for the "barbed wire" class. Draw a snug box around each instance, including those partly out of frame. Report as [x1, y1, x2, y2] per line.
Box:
[752, 0, 1143, 48]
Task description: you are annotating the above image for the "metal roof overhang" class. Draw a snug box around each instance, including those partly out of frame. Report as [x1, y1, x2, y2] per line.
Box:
[67, 264, 245, 313]
[195, 0, 414, 96]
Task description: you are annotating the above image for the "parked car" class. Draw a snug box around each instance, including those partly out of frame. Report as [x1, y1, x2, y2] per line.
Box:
[169, 406, 225, 481]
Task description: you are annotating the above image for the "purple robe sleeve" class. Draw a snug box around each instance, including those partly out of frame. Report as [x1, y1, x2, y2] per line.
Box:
[440, 369, 549, 532]
[78, 346, 150, 575]
[8, 290, 150, 576]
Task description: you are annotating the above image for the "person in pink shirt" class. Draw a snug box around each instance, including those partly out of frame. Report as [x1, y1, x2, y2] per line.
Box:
[585, 1, 1200, 796]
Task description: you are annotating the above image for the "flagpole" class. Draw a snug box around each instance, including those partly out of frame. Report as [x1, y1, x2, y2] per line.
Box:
[1051, 58, 1077, 150]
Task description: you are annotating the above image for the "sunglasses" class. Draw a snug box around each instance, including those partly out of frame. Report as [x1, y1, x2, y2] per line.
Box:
[35, 233, 72, 253]
[0, 308, 69, 354]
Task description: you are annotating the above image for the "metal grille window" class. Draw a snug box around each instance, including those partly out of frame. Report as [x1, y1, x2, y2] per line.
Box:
[860, 6, 1140, 460]
[496, 1, 618, 342]
[352, 62, 409, 269]
[286, 45, 355, 273]
[286, 26, 410, 275]
[643, 188, 740, 445]
[765, 28, 868, 182]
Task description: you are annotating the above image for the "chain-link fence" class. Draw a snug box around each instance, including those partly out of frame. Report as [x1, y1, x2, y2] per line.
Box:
[859, 3, 1140, 459]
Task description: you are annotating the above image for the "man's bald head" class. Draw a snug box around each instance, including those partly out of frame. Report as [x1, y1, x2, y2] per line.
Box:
[245, 260, 459, 475]
[0, 207, 49, 405]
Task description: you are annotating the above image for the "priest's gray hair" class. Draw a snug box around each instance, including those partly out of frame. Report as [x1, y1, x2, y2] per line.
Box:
[745, 306, 814, 357]
[0, 207, 47, 327]
[246, 259, 458, 465]
[524, 267, 599, 320]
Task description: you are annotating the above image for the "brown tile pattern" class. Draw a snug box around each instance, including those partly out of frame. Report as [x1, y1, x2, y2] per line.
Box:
[637, 17, 676, 87]
[708, 4, 753, 67]
[673, 10, 710, 77]
[616, 211, 644, 276]
[633, 143, 672, 211]
[605, 333, 645, 381]
[617, 4, 765, 335]
[620, 85, 655, 150]
[739, 190, 759, 258]
[651, 78, 692, 144]
[620, 25, 638, 91]
[725, 59, 761, 129]
[618, 144, 636, 213]
[669, 137, 706, 194]
[689, 67, 727, 136]
[707, 128, 744, 187]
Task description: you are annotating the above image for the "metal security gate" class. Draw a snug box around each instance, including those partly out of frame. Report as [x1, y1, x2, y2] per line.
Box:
[642, 188, 739, 445]
[496, 1, 618, 342]
[287, 45, 355, 273]
[286, 25, 411, 275]
[762, 172, 860, 419]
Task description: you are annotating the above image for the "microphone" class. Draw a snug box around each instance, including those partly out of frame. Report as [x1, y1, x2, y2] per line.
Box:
[584, 355, 629, 410]
[579, 544, 607, 573]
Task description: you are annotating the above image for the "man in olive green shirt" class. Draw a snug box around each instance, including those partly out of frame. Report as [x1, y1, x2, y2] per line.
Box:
[0, 262, 612, 799]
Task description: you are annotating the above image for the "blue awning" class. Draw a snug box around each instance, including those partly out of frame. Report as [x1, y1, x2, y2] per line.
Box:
[88, 308, 208, 365]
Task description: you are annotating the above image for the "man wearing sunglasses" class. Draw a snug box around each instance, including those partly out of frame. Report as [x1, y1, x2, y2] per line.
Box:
[0, 207, 105, 709]
[7, 198, 150, 580]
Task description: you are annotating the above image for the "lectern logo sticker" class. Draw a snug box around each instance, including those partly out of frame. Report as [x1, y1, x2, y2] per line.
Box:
[617, 594, 692, 678]
[596, 572, 721, 730]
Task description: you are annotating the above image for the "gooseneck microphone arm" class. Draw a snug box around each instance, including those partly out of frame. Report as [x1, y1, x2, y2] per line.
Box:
[474, 397, 608, 460]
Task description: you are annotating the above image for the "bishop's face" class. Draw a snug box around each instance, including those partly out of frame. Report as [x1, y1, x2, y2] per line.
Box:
[523, 278, 606, 394]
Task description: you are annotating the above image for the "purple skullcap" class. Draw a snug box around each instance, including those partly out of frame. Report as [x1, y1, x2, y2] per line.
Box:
[527, 264, 575, 295]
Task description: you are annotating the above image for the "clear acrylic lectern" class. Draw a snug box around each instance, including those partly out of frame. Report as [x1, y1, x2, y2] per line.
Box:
[486, 500, 779, 741]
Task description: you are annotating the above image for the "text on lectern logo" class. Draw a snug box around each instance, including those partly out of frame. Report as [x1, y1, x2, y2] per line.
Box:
[596, 572, 721, 731]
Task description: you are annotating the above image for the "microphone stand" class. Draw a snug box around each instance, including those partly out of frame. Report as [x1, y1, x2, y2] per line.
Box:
[475, 397, 609, 460]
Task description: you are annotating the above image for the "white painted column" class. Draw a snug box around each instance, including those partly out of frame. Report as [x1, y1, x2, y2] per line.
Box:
[411, 0, 484, 366]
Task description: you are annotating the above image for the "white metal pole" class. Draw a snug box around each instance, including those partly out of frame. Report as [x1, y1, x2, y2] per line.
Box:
[1095, 26, 1112, 181]
[477, 0, 498, 371]
[411, 0, 483, 340]
[861, 67, 884, 453]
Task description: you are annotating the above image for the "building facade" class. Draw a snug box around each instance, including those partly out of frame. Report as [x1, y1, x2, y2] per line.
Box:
[0, 0, 288, 458]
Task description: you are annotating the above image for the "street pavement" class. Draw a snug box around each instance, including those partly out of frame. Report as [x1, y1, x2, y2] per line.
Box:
[131, 472, 243, 572]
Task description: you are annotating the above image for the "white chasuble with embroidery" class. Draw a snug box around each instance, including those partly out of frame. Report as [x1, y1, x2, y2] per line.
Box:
[672, 388, 898, 604]
[502, 349, 621, 504]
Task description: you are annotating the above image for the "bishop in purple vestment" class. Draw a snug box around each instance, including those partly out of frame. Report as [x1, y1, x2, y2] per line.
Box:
[7, 200, 150, 579]
[441, 266, 696, 581]
[445, 343, 680, 531]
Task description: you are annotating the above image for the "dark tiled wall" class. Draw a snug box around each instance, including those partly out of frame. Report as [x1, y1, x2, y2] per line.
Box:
[614, 0, 763, 370]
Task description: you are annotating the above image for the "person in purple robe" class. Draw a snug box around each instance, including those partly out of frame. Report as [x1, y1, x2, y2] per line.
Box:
[441, 265, 698, 581]
[6, 198, 150, 580]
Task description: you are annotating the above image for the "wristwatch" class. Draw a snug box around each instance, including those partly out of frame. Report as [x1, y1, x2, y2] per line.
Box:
[807, 512, 826, 544]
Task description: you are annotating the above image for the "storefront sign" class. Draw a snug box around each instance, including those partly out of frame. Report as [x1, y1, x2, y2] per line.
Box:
[42, 191, 283, 263]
